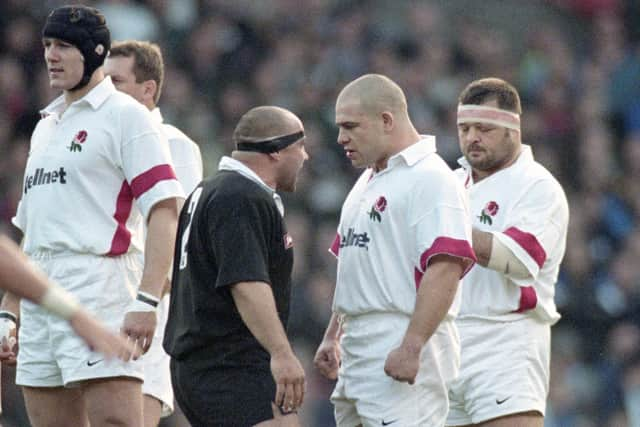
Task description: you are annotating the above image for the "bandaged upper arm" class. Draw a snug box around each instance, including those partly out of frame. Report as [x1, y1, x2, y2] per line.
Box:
[487, 235, 531, 279]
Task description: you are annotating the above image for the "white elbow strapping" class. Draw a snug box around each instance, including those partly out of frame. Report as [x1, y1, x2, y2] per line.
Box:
[487, 236, 531, 279]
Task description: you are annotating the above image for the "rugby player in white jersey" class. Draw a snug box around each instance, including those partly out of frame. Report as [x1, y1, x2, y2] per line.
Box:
[314, 74, 476, 427]
[446, 78, 569, 427]
[104, 40, 203, 427]
[4, 5, 183, 427]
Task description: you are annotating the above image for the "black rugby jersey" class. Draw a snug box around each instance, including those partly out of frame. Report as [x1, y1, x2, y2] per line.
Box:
[163, 169, 294, 366]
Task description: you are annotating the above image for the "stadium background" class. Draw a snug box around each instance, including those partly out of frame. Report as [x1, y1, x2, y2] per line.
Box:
[1, 0, 639, 425]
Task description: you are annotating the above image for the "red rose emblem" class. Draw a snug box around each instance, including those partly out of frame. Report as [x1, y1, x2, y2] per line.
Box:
[484, 201, 499, 216]
[75, 130, 87, 144]
[368, 196, 387, 222]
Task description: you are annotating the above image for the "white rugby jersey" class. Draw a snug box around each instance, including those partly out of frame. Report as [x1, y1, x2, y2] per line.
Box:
[151, 108, 203, 194]
[330, 136, 476, 317]
[13, 77, 184, 256]
[454, 145, 569, 323]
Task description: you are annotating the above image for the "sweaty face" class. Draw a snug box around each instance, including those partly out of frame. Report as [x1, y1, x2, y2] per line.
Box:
[277, 137, 309, 192]
[43, 37, 84, 90]
[335, 99, 386, 170]
[103, 55, 146, 103]
[458, 102, 520, 175]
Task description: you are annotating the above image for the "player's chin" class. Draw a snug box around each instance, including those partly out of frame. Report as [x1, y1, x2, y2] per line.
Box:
[466, 154, 486, 167]
[350, 158, 367, 169]
[50, 78, 76, 91]
[279, 180, 296, 193]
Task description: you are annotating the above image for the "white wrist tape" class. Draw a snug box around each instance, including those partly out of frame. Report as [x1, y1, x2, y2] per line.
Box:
[487, 236, 531, 280]
[127, 291, 159, 313]
[40, 286, 81, 320]
[0, 311, 17, 342]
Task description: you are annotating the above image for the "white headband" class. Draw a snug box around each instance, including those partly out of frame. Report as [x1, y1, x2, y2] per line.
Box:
[457, 104, 520, 132]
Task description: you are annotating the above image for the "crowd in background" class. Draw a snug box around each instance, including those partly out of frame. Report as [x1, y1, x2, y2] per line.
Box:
[1, 0, 640, 426]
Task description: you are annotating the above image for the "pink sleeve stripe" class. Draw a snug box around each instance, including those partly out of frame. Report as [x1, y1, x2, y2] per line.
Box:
[329, 233, 341, 257]
[130, 164, 177, 199]
[512, 286, 537, 313]
[107, 181, 134, 256]
[503, 227, 546, 268]
[415, 237, 477, 288]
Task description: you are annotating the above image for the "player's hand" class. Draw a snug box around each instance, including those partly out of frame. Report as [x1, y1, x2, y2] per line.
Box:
[0, 318, 17, 365]
[121, 311, 156, 354]
[70, 310, 142, 362]
[384, 341, 421, 385]
[271, 349, 305, 414]
[313, 338, 340, 380]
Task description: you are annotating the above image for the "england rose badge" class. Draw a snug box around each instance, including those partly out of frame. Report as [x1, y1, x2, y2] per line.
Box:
[478, 201, 499, 225]
[368, 196, 387, 222]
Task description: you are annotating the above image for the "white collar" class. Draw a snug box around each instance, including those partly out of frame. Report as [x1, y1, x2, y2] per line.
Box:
[218, 156, 284, 216]
[150, 107, 163, 124]
[41, 76, 116, 116]
[387, 135, 437, 168]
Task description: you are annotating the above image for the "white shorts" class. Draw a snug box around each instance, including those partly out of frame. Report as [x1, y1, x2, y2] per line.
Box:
[331, 312, 459, 427]
[16, 252, 144, 387]
[140, 294, 174, 417]
[447, 317, 550, 426]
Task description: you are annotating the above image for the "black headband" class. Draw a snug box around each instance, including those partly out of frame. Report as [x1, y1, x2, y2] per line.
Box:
[236, 131, 304, 154]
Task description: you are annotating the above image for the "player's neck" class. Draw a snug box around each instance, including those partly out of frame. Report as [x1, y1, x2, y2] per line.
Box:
[64, 72, 105, 106]
[235, 155, 278, 190]
[375, 126, 421, 171]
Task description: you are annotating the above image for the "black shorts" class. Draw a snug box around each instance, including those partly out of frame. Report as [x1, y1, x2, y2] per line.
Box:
[171, 358, 275, 427]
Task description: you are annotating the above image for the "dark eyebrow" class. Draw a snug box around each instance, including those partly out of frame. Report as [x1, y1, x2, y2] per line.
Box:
[337, 121, 357, 127]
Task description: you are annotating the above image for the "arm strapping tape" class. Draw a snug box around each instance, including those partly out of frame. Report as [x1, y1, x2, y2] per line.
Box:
[487, 235, 531, 280]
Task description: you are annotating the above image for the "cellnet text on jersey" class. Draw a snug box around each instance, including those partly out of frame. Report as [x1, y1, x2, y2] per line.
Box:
[24, 167, 67, 194]
[340, 227, 371, 250]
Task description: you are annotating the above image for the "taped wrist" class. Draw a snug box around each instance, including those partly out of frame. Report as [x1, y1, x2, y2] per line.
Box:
[0, 311, 17, 341]
[128, 291, 159, 313]
[0, 310, 17, 323]
[40, 286, 81, 320]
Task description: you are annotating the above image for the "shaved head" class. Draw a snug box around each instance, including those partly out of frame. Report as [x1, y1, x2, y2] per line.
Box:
[335, 74, 420, 171]
[233, 106, 302, 144]
[336, 74, 408, 116]
[231, 105, 308, 192]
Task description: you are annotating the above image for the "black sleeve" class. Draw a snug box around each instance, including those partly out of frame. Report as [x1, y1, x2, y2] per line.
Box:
[205, 192, 274, 289]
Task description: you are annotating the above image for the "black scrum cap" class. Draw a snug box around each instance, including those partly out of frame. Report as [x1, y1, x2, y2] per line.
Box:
[43, 5, 110, 90]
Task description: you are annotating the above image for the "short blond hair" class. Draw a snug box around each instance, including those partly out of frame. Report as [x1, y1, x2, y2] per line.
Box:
[109, 40, 164, 104]
[337, 74, 408, 115]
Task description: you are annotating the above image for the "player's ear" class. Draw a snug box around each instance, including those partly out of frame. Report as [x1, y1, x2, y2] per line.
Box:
[268, 151, 281, 162]
[143, 80, 157, 103]
[381, 111, 394, 132]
